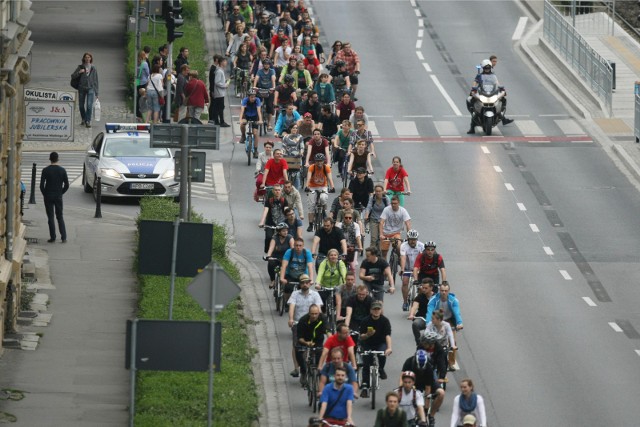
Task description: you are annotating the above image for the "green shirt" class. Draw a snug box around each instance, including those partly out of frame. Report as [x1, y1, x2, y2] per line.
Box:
[316, 259, 347, 288]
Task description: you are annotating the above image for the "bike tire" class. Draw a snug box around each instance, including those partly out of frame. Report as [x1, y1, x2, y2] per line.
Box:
[484, 120, 492, 136]
[307, 372, 313, 407]
[342, 169, 348, 188]
[370, 367, 377, 410]
[390, 253, 398, 281]
[311, 371, 319, 412]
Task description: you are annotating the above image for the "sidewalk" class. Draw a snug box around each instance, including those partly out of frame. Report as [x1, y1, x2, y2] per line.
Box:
[520, 0, 640, 185]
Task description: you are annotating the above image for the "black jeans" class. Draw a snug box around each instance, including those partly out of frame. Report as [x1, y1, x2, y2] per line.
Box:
[211, 97, 225, 124]
[44, 196, 67, 240]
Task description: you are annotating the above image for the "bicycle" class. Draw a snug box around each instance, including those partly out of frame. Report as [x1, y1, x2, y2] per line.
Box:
[358, 349, 385, 410]
[256, 88, 272, 136]
[298, 345, 322, 413]
[382, 237, 403, 283]
[424, 378, 448, 427]
[306, 189, 329, 233]
[407, 278, 421, 307]
[263, 255, 286, 315]
[234, 68, 250, 99]
[317, 286, 338, 334]
[244, 119, 259, 166]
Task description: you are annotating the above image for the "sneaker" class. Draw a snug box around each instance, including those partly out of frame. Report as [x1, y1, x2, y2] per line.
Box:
[219, 122, 231, 128]
[502, 117, 514, 125]
[47, 238, 55, 243]
[360, 387, 369, 398]
[300, 376, 307, 387]
[379, 369, 387, 380]
[239, 136, 245, 144]
[85, 121, 91, 128]
[402, 302, 409, 311]
[466, 127, 475, 134]
[307, 224, 314, 232]
[290, 369, 299, 378]
[236, 93, 241, 98]
[428, 415, 435, 427]
[448, 364, 457, 372]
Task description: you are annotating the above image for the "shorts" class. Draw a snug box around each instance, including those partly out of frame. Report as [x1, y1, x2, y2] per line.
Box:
[380, 232, 401, 251]
[243, 117, 259, 130]
[307, 187, 328, 211]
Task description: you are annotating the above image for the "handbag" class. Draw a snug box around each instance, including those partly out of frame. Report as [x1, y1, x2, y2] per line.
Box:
[149, 75, 165, 106]
[70, 66, 81, 90]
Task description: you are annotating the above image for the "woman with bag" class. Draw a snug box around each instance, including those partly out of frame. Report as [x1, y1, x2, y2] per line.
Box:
[184, 70, 210, 121]
[71, 52, 99, 128]
[146, 63, 164, 123]
[135, 50, 150, 121]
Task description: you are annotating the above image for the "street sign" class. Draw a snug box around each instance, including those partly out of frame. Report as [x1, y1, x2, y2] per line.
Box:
[187, 262, 241, 313]
[150, 123, 220, 149]
[175, 150, 206, 182]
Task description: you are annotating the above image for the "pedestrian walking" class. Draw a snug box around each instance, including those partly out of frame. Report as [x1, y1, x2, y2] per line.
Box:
[40, 152, 69, 243]
[174, 64, 190, 122]
[71, 52, 99, 128]
[135, 50, 150, 121]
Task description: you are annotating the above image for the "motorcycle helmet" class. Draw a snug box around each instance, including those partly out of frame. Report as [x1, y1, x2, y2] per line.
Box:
[415, 350, 429, 369]
[481, 59, 492, 69]
[407, 229, 419, 240]
[314, 153, 325, 162]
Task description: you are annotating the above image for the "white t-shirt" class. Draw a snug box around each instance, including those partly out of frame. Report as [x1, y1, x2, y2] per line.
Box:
[397, 387, 425, 420]
[274, 46, 292, 67]
[400, 241, 425, 271]
[380, 206, 411, 235]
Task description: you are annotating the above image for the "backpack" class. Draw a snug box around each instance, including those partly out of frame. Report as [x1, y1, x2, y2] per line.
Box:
[420, 250, 440, 272]
[285, 248, 310, 276]
[394, 386, 418, 409]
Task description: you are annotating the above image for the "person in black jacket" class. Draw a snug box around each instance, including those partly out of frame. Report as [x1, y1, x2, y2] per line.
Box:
[358, 300, 393, 398]
[40, 152, 69, 243]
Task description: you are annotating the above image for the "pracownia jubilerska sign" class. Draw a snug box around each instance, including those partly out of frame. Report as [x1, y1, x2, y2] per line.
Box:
[23, 87, 77, 142]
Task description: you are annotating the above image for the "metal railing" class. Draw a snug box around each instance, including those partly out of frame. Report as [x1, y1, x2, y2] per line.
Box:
[634, 87, 640, 143]
[543, 0, 613, 116]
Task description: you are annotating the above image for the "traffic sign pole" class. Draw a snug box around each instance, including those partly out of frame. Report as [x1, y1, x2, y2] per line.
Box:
[168, 216, 181, 319]
[207, 264, 217, 427]
[179, 124, 189, 219]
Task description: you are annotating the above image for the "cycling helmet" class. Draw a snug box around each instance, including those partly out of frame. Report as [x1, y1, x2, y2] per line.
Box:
[247, 89, 257, 96]
[401, 371, 416, 380]
[415, 350, 429, 370]
[314, 153, 325, 162]
[276, 222, 288, 230]
[481, 59, 492, 69]
[420, 331, 439, 346]
[425, 241, 436, 248]
[284, 74, 295, 84]
[407, 229, 419, 240]
[335, 60, 346, 68]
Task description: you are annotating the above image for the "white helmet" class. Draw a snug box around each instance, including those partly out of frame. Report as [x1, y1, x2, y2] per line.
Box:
[481, 59, 492, 69]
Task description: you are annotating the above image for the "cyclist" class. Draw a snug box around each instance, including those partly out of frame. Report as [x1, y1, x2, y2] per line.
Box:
[359, 300, 392, 398]
[295, 304, 327, 386]
[418, 332, 448, 393]
[315, 248, 347, 308]
[283, 181, 304, 221]
[237, 0, 253, 26]
[379, 195, 412, 260]
[288, 274, 323, 377]
[232, 43, 252, 98]
[273, 37, 292, 77]
[304, 128, 331, 168]
[330, 188, 352, 220]
[336, 198, 364, 233]
[312, 217, 347, 267]
[329, 60, 351, 98]
[353, 118, 376, 158]
[413, 241, 446, 284]
[291, 60, 314, 93]
[261, 148, 289, 189]
[344, 284, 373, 332]
[305, 153, 335, 232]
[400, 230, 425, 311]
[239, 89, 263, 150]
[274, 104, 301, 138]
[364, 185, 390, 251]
[264, 222, 294, 288]
[255, 12, 273, 52]
[349, 105, 369, 129]
[317, 323, 357, 370]
[347, 139, 373, 177]
[374, 391, 408, 427]
[426, 282, 463, 368]
[268, 27, 288, 58]
[334, 42, 361, 101]
[335, 271, 357, 322]
[315, 73, 336, 105]
[360, 246, 395, 301]
[408, 278, 435, 346]
[298, 110, 317, 141]
[283, 207, 304, 239]
[337, 209, 363, 271]
[383, 156, 411, 207]
[401, 346, 446, 426]
[336, 92, 356, 122]
[318, 346, 358, 399]
[395, 371, 428, 427]
[348, 167, 374, 221]
[254, 140, 274, 198]
[252, 58, 276, 131]
[319, 105, 340, 141]
[279, 56, 299, 83]
[273, 74, 297, 114]
[450, 379, 487, 427]
[303, 50, 322, 81]
[425, 308, 456, 369]
[299, 90, 322, 122]
[333, 120, 355, 172]
[258, 183, 289, 253]
[280, 238, 315, 306]
[318, 366, 354, 426]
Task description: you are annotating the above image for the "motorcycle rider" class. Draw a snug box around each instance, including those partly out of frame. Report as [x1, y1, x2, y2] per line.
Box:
[466, 59, 512, 135]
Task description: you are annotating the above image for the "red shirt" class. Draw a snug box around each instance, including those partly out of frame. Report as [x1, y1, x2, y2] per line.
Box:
[184, 79, 210, 108]
[323, 333, 355, 359]
[271, 34, 288, 51]
[304, 57, 321, 76]
[264, 158, 289, 186]
[307, 138, 329, 162]
[384, 166, 408, 192]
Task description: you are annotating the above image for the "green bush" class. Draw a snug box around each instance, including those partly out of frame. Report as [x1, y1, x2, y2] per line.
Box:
[134, 198, 257, 426]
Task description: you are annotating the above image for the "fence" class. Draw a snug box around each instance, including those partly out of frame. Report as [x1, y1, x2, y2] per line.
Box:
[543, 0, 613, 116]
[635, 87, 640, 143]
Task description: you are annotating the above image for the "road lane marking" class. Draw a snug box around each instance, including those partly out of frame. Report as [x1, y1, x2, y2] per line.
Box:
[430, 75, 463, 116]
[394, 121, 419, 136]
[543, 246, 554, 255]
[410, 0, 416, 6]
[555, 119, 586, 135]
[422, 62, 432, 73]
[635, 350, 640, 357]
[515, 119, 544, 136]
[414, 8, 421, 16]
[481, 146, 490, 154]
[418, 18, 424, 27]
[403, 115, 433, 118]
[512, 17, 528, 40]
[582, 297, 597, 307]
[211, 161, 228, 201]
[434, 121, 459, 136]
[609, 322, 623, 333]
[559, 270, 572, 280]
[418, 29, 424, 38]
[505, 183, 514, 191]
[416, 39, 422, 49]
[529, 223, 539, 232]
[416, 51, 424, 61]
[493, 166, 502, 173]
[517, 203, 526, 211]
[368, 120, 379, 136]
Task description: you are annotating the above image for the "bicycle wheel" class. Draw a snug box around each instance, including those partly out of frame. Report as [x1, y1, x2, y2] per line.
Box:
[307, 371, 313, 407]
[246, 135, 253, 166]
[327, 304, 335, 334]
[311, 370, 319, 413]
[342, 167, 348, 188]
[278, 285, 285, 316]
[390, 253, 398, 281]
[370, 366, 378, 410]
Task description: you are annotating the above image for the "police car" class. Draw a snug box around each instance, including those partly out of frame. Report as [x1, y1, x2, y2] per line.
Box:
[82, 123, 180, 200]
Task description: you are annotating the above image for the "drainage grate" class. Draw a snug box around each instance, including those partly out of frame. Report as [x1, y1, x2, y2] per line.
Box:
[25, 237, 38, 244]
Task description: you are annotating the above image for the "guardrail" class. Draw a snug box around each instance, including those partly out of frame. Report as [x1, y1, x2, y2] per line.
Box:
[635, 86, 640, 143]
[543, 0, 613, 116]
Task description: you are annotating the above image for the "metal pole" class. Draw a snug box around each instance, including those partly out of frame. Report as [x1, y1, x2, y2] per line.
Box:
[187, 153, 192, 221]
[6, 69, 16, 261]
[179, 125, 189, 219]
[94, 177, 102, 218]
[571, 0, 576, 27]
[168, 216, 181, 319]
[612, 0, 615, 36]
[133, 0, 141, 122]
[207, 264, 218, 427]
[28, 163, 37, 204]
[165, 42, 173, 122]
[129, 319, 138, 427]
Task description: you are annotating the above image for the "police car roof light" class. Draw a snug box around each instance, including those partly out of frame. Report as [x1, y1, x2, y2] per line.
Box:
[105, 123, 151, 133]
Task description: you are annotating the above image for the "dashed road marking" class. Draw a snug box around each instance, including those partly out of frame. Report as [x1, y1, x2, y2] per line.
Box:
[517, 203, 526, 211]
[416, 39, 423, 49]
[582, 297, 597, 307]
[559, 270, 572, 280]
[418, 18, 424, 27]
[430, 75, 463, 116]
[493, 166, 502, 173]
[635, 350, 640, 357]
[433, 121, 459, 136]
[422, 63, 432, 73]
[418, 29, 424, 38]
[505, 183, 514, 191]
[211, 161, 228, 201]
[512, 17, 528, 40]
[416, 51, 424, 61]
[529, 223, 539, 232]
[394, 121, 420, 137]
[481, 146, 490, 154]
[609, 322, 623, 333]
[543, 246, 554, 255]
[414, 8, 421, 16]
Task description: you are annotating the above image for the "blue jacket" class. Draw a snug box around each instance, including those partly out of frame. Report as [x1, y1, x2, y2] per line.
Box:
[274, 110, 301, 135]
[425, 293, 463, 326]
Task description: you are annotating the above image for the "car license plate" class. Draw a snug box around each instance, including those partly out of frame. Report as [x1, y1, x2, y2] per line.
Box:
[130, 183, 155, 190]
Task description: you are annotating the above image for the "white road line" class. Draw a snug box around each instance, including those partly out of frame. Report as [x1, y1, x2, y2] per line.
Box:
[515, 120, 544, 136]
[368, 120, 379, 136]
[368, 115, 393, 118]
[394, 121, 419, 136]
[517, 203, 526, 211]
[416, 51, 424, 61]
[609, 322, 623, 333]
[559, 270, 572, 280]
[433, 121, 459, 136]
[430, 75, 463, 116]
[481, 146, 490, 154]
[422, 62, 432, 73]
[493, 166, 503, 173]
[443, 140, 463, 143]
[540, 114, 570, 117]
[403, 115, 433, 118]
[418, 29, 424, 38]
[418, 18, 424, 27]
[211, 162, 228, 201]
[414, 8, 421, 16]
[71, 176, 82, 187]
[410, 0, 416, 7]
[529, 223, 539, 232]
[582, 297, 597, 307]
[512, 17, 528, 40]
[543, 246, 554, 255]
[555, 119, 586, 135]
[635, 350, 640, 357]
[505, 183, 514, 191]
[416, 39, 423, 49]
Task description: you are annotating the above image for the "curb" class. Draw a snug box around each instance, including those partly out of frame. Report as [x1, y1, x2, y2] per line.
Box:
[612, 143, 640, 183]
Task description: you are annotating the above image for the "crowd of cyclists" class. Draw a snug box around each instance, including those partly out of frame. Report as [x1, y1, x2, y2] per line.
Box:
[217, 0, 487, 426]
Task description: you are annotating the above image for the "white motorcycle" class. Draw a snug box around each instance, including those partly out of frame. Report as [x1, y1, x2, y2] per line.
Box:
[468, 74, 506, 136]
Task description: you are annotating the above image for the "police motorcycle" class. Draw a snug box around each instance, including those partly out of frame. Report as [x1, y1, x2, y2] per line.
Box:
[466, 73, 506, 136]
